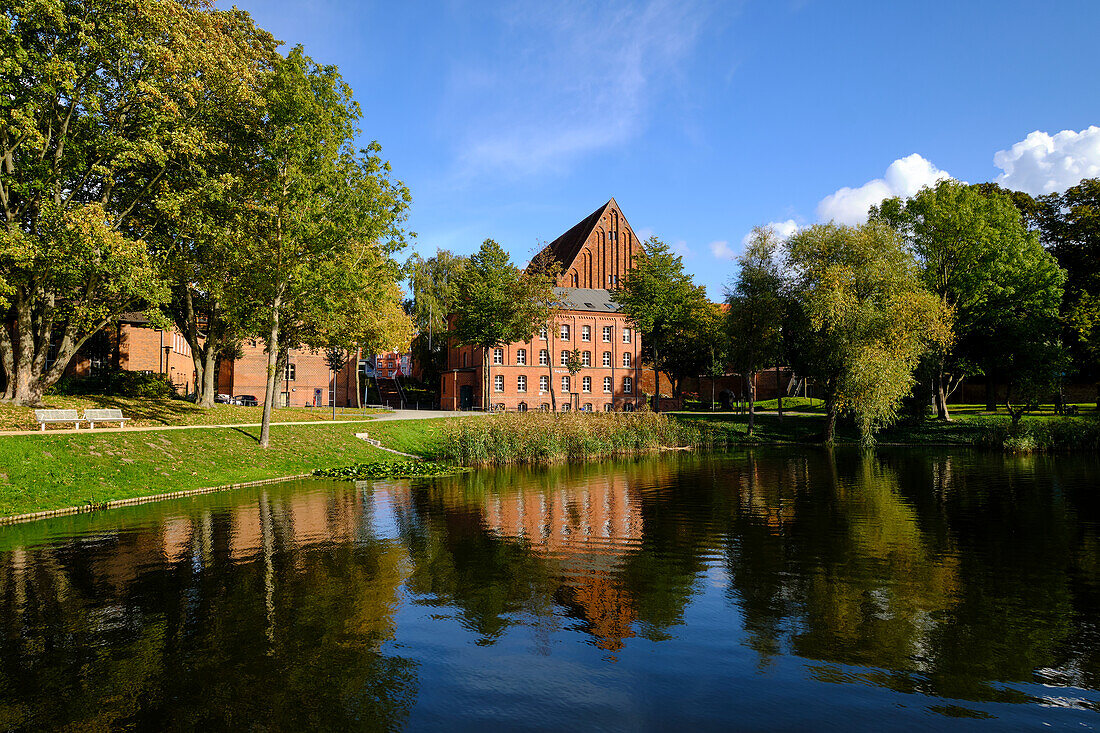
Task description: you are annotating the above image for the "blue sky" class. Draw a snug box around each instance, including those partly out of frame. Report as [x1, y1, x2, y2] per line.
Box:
[226, 0, 1100, 298]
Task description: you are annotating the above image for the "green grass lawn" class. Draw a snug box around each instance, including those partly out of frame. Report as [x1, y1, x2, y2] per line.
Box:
[0, 418, 447, 517]
[0, 395, 389, 432]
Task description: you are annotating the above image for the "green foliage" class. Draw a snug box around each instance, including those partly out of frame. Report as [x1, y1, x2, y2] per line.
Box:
[784, 222, 951, 444]
[50, 370, 176, 399]
[615, 237, 710, 406]
[312, 461, 468, 479]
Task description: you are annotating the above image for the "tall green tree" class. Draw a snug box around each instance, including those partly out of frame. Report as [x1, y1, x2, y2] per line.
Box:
[784, 222, 949, 444]
[237, 47, 410, 447]
[406, 249, 468, 391]
[871, 180, 1064, 418]
[726, 227, 786, 435]
[0, 0, 251, 404]
[450, 239, 557, 410]
[615, 237, 709, 412]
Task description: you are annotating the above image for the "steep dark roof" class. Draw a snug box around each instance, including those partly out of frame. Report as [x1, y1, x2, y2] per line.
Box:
[116, 311, 151, 324]
[553, 287, 621, 313]
[535, 199, 614, 273]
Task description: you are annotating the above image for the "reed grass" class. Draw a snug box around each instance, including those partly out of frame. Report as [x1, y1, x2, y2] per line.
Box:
[438, 411, 709, 465]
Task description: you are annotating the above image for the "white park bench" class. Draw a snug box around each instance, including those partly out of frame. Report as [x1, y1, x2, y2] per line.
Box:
[83, 408, 131, 429]
[33, 409, 84, 431]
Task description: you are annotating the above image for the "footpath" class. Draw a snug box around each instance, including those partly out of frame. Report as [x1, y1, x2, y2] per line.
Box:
[0, 409, 482, 437]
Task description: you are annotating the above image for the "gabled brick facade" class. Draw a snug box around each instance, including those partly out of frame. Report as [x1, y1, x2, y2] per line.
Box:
[442, 201, 645, 411]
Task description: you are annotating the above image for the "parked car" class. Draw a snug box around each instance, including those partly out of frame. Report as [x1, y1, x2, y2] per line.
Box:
[233, 395, 259, 406]
[215, 393, 232, 404]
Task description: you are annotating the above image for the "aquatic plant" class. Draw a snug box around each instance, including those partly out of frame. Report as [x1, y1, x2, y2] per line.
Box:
[312, 461, 468, 479]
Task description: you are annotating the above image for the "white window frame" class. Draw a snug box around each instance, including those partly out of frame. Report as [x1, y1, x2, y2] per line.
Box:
[493, 348, 504, 365]
[494, 374, 505, 392]
[582, 325, 591, 341]
[624, 376, 633, 393]
[622, 328, 632, 343]
[582, 351, 591, 367]
[539, 375, 549, 393]
[622, 352, 631, 368]
[582, 376, 591, 393]
[560, 324, 570, 340]
[517, 375, 527, 393]
[539, 327, 548, 340]
[603, 376, 612, 393]
[560, 350, 569, 367]
[602, 326, 612, 342]
[602, 351, 612, 367]
[561, 375, 570, 393]
[516, 348, 527, 365]
[539, 349, 549, 366]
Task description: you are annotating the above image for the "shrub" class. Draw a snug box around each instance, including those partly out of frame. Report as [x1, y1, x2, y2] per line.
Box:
[50, 369, 176, 399]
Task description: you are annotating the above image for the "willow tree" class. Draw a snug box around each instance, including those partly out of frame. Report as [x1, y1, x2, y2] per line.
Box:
[785, 222, 950, 444]
[0, 0, 257, 404]
[237, 47, 410, 448]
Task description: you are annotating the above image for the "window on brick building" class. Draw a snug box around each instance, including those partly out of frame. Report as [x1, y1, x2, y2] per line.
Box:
[539, 349, 549, 366]
[540, 375, 549, 393]
[624, 376, 633, 393]
[622, 328, 631, 343]
[622, 352, 631, 368]
[517, 402, 527, 412]
[604, 403, 613, 411]
[560, 350, 569, 367]
[582, 376, 591, 393]
[582, 325, 590, 341]
[539, 327, 548, 340]
[561, 375, 570, 393]
[602, 326, 612, 342]
[570, 272, 578, 287]
[582, 351, 591, 367]
[493, 348, 503, 365]
[517, 375, 527, 392]
[494, 375, 504, 392]
[604, 377, 613, 393]
[560, 324, 570, 340]
[516, 348, 527, 365]
[602, 351, 611, 367]
[285, 363, 296, 381]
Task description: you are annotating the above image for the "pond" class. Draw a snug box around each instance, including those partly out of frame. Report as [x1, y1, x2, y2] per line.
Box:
[1, 448, 1099, 731]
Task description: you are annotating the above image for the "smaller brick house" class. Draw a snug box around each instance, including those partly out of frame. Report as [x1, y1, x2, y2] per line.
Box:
[66, 312, 200, 393]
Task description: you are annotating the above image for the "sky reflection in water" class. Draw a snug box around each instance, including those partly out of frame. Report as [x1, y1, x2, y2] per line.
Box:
[1, 448, 1099, 731]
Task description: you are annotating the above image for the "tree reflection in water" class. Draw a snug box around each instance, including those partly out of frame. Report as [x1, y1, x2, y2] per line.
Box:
[0, 448, 1098, 728]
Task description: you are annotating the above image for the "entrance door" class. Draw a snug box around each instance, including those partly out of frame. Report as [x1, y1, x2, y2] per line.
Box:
[279, 392, 289, 407]
[459, 385, 473, 410]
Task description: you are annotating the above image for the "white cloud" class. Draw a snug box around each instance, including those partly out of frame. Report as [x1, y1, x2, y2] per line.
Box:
[672, 239, 691, 258]
[993, 126, 1100, 195]
[816, 154, 952, 225]
[709, 240, 734, 259]
[450, 0, 709, 179]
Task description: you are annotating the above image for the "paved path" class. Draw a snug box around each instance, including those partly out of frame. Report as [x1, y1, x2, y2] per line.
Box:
[0, 409, 484, 437]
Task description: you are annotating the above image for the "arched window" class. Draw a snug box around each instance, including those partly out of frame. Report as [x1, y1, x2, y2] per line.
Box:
[517, 401, 528, 412]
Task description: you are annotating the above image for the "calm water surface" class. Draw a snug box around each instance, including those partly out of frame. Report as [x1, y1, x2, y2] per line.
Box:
[1, 448, 1099, 731]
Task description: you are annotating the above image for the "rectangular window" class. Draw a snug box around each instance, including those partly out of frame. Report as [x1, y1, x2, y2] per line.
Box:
[517, 375, 527, 393]
[285, 363, 296, 381]
[562, 376, 570, 393]
[582, 325, 591, 341]
[602, 351, 612, 367]
[582, 376, 591, 393]
[603, 326, 612, 342]
[494, 374, 504, 392]
[603, 376, 612, 393]
[622, 352, 631, 368]
[624, 376, 633, 393]
[560, 324, 570, 340]
[560, 350, 569, 367]
[622, 328, 631, 343]
[516, 348, 527, 365]
[540, 327, 548, 340]
[540, 375, 549, 393]
[582, 351, 591, 367]
[539, 349, 549, 366]
[493, 348, 503, 365]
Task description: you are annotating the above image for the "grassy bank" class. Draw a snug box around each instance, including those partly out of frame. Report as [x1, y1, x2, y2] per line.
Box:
[0, 395, 389, 432]
[0, 418, 445, 517]
[438, 411, 705, 465]
[672, 411, 1100, 451]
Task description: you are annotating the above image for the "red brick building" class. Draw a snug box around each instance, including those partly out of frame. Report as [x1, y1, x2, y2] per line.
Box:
[441, 199, 644, 411]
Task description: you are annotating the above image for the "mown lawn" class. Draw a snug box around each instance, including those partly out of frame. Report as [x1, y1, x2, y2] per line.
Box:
[0, 395, 388, 431]
[0, 418, 447, 517]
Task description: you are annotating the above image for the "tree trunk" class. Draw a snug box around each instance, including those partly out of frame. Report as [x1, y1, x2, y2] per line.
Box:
[776, 365, 783, 421]
[191, 341, 218, 408]
[355, 348, 362, 408]
[746, 371, 756, 436]
[652, 347, 660, 413]
[935, 371, 952, 422]
[822, 379, 839, 444]
[259, 296, 282, 449]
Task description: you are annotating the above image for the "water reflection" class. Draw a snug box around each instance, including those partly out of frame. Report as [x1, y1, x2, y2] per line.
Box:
[1, 449, 1099, 729]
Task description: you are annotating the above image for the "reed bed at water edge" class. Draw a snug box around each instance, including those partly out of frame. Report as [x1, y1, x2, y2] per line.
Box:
[439, 411, 709, 465]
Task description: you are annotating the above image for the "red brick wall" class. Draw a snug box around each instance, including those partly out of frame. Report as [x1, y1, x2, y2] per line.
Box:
[442, 310, 643, 411]
[560, 202, 640, 290]
[218, 341, 362, 407]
